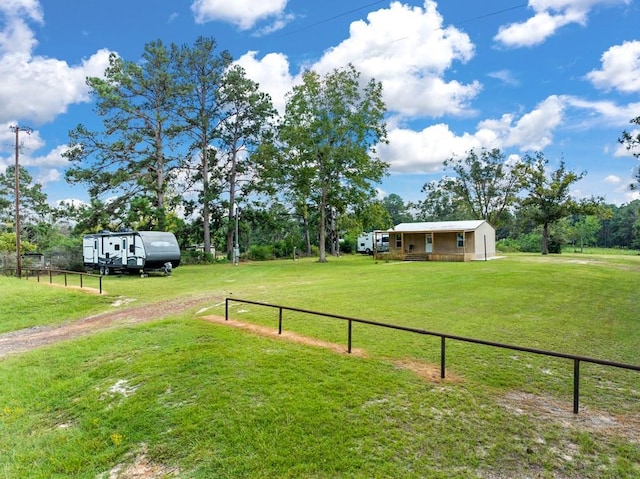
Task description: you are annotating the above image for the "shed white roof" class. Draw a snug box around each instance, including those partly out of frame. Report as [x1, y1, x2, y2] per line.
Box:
[389, 220, 489, 233]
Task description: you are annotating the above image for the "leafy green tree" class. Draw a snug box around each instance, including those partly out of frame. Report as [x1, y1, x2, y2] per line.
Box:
[268, 64, 388, 262]
[413, 180, 471, 221]
[65, 40, 184, 231]
[0, 165, 50, 225]
[354, 200, 393, 232]
[519, 153, 602, 255]
[0, 232, 36, 254]
[0, 166, 52, 252]
[174, 36, 233, 253]
[618, 116, 640, 190]
[417, 148, 524, 228]
[605, 200, 640, 249]
[383, 193, 413, 225]
[216, 65, 277, 257]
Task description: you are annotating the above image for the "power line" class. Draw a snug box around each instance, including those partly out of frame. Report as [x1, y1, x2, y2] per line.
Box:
[276, 2, 528, 39]
[276, 0, 388, 38]
[454, 3, 528, 26]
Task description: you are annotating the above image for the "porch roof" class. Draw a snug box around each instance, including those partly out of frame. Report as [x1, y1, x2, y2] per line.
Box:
[389, 220, 487, 233]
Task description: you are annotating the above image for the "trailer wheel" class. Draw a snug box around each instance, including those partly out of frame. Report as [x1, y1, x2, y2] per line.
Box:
[365, 248, 371, 255]
[99, 266, 105, 276]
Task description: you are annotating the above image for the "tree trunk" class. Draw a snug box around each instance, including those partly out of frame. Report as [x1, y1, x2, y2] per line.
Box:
[318, 189, 327, 262]
[202, 140, 211, 254]
[542, 222, 549, 255]
[301, 207, 311, 255]
[227, 150, 238, 257]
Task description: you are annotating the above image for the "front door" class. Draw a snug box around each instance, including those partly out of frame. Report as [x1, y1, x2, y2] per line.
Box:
[122, 238, 128, 266]
[425, 233, 433, 253]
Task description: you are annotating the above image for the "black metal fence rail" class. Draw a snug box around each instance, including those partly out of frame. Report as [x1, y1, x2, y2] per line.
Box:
[3, 268, 103, 294]
[225, 297, 640, 415]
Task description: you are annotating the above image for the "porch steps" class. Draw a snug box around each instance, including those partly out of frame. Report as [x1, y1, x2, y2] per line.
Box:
[404, 253, 429, 261]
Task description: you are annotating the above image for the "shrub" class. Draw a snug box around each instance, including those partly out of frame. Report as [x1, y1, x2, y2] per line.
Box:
[181, 250, 215, 265]
[248, 245, 274, 261]
[496, 238, 521, 253]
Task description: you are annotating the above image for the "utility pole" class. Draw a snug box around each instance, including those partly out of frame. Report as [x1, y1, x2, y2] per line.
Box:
[10, 125, 32, 279]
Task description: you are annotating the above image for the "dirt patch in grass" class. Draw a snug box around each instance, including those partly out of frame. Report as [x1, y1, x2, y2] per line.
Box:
[200, 315, 462, 385]
[392, 358, 462, 383]
[99, 444, 180, 479]
[498, 391, 640, 443]
[0, 295, 218, 360]
[200, 314, 369, 357]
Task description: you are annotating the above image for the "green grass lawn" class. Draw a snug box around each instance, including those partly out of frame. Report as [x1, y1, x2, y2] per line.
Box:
[0, 253, 639, 478]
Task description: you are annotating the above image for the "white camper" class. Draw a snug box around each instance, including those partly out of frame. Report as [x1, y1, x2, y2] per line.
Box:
[356, 231, 389, 254]
[83, 230, 181, 276]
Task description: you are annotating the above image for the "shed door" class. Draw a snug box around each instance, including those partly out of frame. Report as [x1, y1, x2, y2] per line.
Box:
[425, 233, 433, 253]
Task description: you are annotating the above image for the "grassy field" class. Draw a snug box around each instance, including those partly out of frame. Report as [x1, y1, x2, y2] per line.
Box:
[0, 253, 639, 478]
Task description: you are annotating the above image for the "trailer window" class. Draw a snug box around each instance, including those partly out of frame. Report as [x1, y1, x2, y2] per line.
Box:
[130, 244, 135, 253]
[457, 233, 465, 248]
[114, 244, 120, 251]
[395, 234, 402, 248]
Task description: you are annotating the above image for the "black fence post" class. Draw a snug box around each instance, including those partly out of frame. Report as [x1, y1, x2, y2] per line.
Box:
[441, 336, 446, 379]
[99, 276, 102, 295]
[348, 319, 352, 354]
[225, 298, 229, 320]
[80, 274, 83, 289]
[278, 307, 283, 335]
[573, 359, 580, 414]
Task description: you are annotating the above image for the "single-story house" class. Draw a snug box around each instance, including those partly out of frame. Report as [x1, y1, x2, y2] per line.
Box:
[379, 220, 496, 262]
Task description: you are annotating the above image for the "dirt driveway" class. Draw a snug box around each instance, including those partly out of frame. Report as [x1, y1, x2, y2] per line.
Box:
[0, 295, 218, 360]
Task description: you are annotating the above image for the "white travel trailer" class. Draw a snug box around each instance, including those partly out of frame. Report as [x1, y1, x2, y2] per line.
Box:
[356, 231, 389, 254]
[83, 230, 181, 276]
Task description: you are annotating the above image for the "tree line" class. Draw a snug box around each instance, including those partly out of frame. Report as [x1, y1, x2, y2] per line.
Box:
[1, 37, 640, 264]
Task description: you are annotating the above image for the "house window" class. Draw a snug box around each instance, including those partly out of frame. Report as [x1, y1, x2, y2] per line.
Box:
[395, 234, 402, 248]
[457, 233, 465, 248]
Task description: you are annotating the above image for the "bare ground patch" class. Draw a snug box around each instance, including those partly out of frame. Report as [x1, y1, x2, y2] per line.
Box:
[498, 391, 640, 443]
[0, 295, 219, 360]
[199, 314, 368, 357]
[199, 315, 462, 385]
[98, 444, 180, 479]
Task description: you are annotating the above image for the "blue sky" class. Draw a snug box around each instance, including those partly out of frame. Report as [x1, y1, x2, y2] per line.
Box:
[0, 0, 639, 209]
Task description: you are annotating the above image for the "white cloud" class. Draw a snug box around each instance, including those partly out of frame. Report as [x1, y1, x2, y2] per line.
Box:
[494, 0, 630, 48]
[587, 41, 640, 94]
[21, 144, 70, 168]
[312, 0, 480, 118]
[0, 5, 113, 126]
[487, 70, 520, 87]
[0, 0, 43, 55]
[379, 124, 488, 174]
[380, 95, 571, 174]
[0, 49, 111, 125]
[604, 174, 621, 183]
[191, 0, 289, 30]
[505, 95, 565, 150]
[36, 167, 60, 185]
[235, 51, 297, 114]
